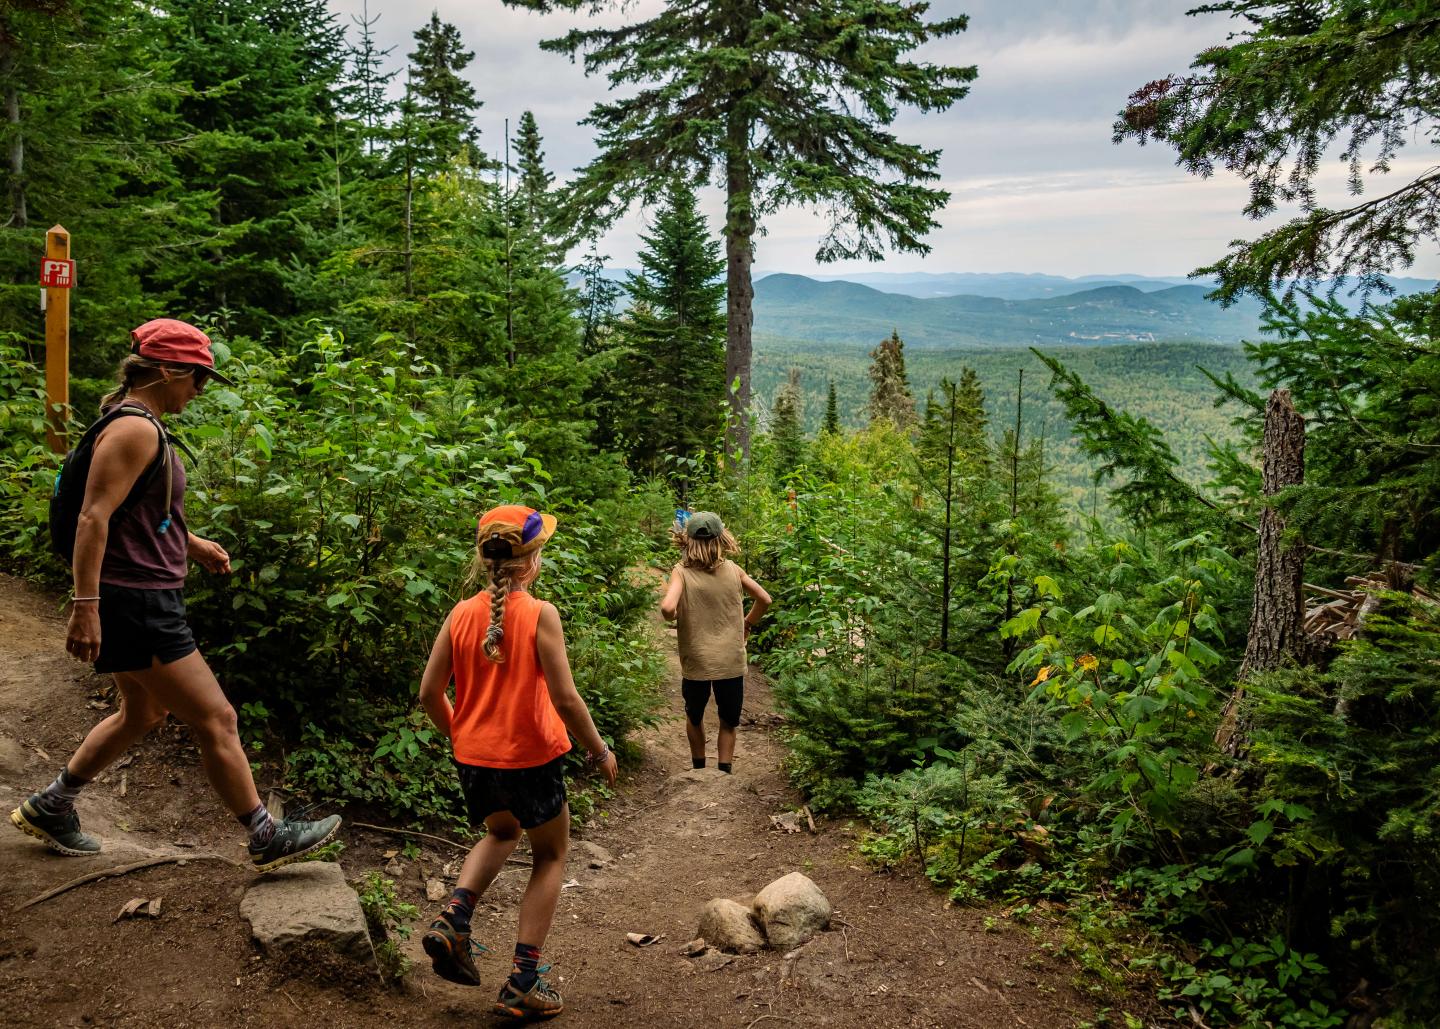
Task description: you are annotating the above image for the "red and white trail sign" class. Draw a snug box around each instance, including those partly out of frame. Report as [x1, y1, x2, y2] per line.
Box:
[40, 258, 74, 288]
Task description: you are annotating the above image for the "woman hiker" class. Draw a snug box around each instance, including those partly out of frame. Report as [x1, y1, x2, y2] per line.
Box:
[10, 318, 341, 871]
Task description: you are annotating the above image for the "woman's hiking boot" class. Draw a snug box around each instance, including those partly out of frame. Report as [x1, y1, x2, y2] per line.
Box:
[422, 912, 486, 986]
[10, 794, 101, 856]
[494, 971, 564, 1020]
[247, 814, 342, 872]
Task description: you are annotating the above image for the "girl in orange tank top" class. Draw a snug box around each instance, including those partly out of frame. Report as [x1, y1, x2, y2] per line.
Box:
[417, 505, 617, 1020]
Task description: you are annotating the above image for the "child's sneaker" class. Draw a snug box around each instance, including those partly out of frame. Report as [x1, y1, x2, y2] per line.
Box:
[493, 971, 564, 1020]
[422, 912, 486, 986]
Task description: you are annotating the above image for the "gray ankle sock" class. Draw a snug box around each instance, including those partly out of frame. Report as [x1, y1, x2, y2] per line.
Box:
[239, 803, 276, 846]
[36, 766, 89, 814]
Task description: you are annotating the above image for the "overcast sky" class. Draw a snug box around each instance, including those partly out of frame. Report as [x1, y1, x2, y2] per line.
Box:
[333, 0, 1440, 280]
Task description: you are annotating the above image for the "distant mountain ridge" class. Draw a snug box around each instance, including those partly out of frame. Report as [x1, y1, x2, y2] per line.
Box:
[787, 269, 1437, 302]
[752, 273, 1271, 348]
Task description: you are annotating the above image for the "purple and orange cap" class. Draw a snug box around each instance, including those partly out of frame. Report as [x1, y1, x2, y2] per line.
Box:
[130, 318, 235, 384]
[478, 505, 556, 559]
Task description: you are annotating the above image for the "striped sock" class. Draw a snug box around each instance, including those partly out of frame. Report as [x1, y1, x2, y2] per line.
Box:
[238, 803, 275, 846]
[510, 942, 542, 991]
[445, 887, 478, 933]
[35, 766, 89, 815]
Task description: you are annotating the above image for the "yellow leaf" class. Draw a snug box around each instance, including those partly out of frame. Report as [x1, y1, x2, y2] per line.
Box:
[1078, 654, 1099, 672]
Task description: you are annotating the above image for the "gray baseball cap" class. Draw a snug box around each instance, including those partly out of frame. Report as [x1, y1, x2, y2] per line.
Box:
[685, 511, 724, 539]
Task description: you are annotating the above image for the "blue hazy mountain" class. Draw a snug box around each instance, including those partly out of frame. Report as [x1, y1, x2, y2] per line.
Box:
[752, 273, 1271, 348]
[791, 270, 1436, 303]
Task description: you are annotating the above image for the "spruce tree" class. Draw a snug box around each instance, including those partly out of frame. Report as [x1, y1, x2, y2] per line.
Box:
[612, 181, 727, 478]
[506, 0, 976, 459]
[514, 110, 554, 238]
[867, 330, 916, 429]
[407, 12, 484, 170]
[770, 368, 806, 475]
[347, 0, 397, 155]
[822, 379, 841, 436]
[158, 0, 350, 340]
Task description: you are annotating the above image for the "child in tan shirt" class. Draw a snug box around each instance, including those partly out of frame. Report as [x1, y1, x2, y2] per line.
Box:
[660, 511, 771, 773]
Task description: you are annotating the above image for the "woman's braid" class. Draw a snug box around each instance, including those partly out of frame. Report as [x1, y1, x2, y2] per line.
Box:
[483, 561, 511, 663]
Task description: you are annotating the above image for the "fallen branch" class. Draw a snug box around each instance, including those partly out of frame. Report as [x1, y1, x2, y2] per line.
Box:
[14, 853, 230, 911]
[351, 821, 470, 853]
[350, 821, 529, 866]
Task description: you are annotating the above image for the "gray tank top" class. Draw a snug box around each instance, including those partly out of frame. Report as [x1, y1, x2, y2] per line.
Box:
[675, 559, 747, 680]
[97, 409, 188, 589]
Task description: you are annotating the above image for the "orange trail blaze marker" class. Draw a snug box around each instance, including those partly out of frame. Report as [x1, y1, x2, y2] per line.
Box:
[43, 224, 71, 454]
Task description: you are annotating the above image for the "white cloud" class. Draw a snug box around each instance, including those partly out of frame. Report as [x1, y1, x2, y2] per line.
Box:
[332, 0, 1440, 280]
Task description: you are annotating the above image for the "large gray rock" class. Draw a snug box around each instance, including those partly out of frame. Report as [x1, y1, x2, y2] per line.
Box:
[696, 898, 766, 954]
[240, 862, 375, 967]
[753, 872, 831, 951]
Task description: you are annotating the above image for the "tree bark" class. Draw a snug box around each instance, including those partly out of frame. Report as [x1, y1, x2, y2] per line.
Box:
[723, 112, 754, 463]
[1215, 388, 1307, 757]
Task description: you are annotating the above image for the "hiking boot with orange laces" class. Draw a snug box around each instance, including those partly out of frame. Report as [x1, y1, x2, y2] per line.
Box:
[422, 911, 486, 986]
[493, 969, 564, 1020]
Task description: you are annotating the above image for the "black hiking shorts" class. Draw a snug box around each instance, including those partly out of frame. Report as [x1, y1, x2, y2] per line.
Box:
[456, 754, 569, 830]
[682, 675, 745, 728]
[95, 583, 197, 674]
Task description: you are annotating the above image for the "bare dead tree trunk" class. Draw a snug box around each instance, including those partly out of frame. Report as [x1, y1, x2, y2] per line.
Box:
[723, 112, 754, 465]
[1215, 389, 1306, 758]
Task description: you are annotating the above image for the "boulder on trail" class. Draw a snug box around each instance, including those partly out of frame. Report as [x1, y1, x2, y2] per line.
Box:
[753, 872, 831, 951]
[240, 863, 375, 968]
[696, 898, 766, 954]
[578, 840, 614, 868]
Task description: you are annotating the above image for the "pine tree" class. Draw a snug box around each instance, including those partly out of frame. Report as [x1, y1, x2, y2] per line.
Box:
[771, 368, 806, 475]
[407, 12, 483, 170]
[822, 379, 841, 436]
[867, 330, 916, 429]
[575, 247, 621, 356]
[611, 181, 726, 478]
[507, 0, 976, 459]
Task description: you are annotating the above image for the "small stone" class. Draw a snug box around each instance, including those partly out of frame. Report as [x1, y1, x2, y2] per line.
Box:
[578, 840, 614, 868]
[426, 878, 448, 902]
[696, 899, 765, 954]
[384, 858, 404, 877]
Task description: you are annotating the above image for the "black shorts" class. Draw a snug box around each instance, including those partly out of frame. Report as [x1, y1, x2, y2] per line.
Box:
[95, 584, 197, 674]
[456, 754, 569, 830]
[682, 676, 744, 728]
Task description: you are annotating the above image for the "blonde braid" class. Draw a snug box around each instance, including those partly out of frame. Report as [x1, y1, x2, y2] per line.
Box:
[484, 561, 511, 663]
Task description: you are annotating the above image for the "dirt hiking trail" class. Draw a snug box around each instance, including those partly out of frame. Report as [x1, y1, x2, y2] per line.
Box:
[0, 572, 1112, 1027]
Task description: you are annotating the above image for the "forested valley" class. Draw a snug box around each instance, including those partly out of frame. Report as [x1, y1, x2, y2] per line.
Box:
[2, 2, 1440, 1026]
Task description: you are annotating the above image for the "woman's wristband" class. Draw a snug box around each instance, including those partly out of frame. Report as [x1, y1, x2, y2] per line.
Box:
[71, 596, 100, 603]
[589, 744, 610, 763]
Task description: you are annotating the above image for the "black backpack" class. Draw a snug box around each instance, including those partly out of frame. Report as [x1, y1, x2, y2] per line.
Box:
[48, 404, 186, 563]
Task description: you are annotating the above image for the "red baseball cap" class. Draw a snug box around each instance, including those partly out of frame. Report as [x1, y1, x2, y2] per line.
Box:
[130, 318, 235, 384]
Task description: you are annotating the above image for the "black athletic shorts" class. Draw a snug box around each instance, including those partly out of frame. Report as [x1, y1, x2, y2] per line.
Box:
[456, 754, 569, 830]
[682, 675, 744, 728]
[95, 583, 198, 674]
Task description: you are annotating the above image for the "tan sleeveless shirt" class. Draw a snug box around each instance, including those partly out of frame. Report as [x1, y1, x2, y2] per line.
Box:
[675, 559, 747, 680]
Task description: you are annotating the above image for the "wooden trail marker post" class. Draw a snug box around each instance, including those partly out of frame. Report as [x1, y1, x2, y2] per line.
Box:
[42, 224, 74, 454]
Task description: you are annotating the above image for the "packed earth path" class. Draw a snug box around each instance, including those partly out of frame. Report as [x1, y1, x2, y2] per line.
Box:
[0, 572, 1112, 1028]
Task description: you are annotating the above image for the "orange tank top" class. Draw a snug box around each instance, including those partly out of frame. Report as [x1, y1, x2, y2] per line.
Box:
[448, 591, 571, 769]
